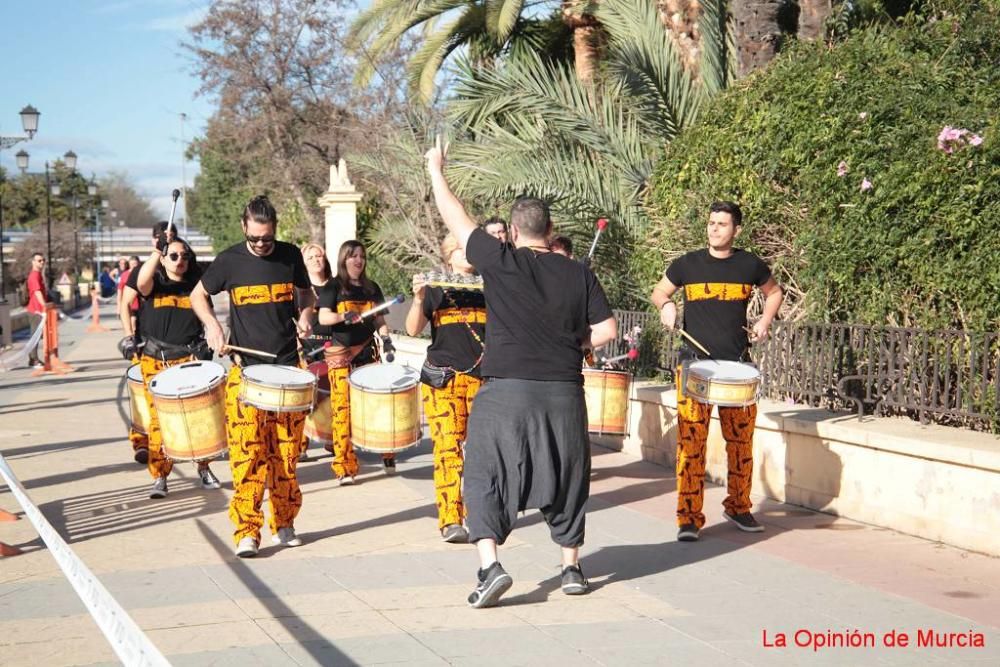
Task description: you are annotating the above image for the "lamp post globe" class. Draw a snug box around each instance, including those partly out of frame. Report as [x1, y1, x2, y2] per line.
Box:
[19, 105, 40, 138]
[15, 150, 29, 172]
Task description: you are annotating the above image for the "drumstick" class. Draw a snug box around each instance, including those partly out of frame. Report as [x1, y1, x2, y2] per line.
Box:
[225, 343, 278, 359]
[585, 218, 608, 265]
[164, 189, 181, 241]
[358, 294, 404, 320]
[676, 328, 713, 358]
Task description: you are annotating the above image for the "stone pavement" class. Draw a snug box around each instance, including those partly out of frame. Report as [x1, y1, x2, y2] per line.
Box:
[1, 305, 998, 666]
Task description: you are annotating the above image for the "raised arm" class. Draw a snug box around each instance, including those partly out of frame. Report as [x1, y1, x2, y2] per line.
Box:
[425, 137, 477, 249]
[405, 275, 430, 336]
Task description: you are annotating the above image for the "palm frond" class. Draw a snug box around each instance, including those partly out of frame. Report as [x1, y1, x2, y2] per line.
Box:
[408, 6, 490, 103]
[698, 0, 737, 96]
[485, 0, 526, 42]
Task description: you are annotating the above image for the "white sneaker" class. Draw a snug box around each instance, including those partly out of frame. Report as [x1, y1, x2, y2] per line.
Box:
[272, 527, 303, 547]
[236, 536, 259, 558]
[149, 477, 168, 499]
[199, 466, 221, 489]
[337, 476, 355, 487]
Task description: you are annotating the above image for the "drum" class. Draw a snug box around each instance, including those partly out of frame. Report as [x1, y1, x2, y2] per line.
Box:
[126, 363, 152, 435]
[149, 361, 227, 461]
[682, 360, 761, 407]
[303, 361, 333, 445]
[583, 368, 631, 435]
[348, 364, 421, 454]
[239, 365, 317, 412]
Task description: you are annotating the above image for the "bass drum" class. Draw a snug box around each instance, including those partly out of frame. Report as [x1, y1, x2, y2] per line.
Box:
[348, 364, 421, 454]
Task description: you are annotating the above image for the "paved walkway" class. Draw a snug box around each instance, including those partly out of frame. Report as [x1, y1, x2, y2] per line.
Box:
[1, 306, 998, 666]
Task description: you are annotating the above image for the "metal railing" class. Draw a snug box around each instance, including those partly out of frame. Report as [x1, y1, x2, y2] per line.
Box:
[609, 310, 1000, 432]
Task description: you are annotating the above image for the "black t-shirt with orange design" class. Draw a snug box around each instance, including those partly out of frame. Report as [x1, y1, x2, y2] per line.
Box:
[200, 241, 310, 366]
[665, 248, 771, 362]
[422, 286, 486, 375]
[137, 273, 202, 345]
[316, 280, 384, 347]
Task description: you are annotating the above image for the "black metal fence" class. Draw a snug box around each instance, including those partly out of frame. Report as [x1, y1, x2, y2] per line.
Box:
[608, 310, 1000, 432]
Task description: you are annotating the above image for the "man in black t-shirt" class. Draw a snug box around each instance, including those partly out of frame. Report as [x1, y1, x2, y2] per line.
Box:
[426, 137, 618, 608]
[650, 201, 783, 542]
[190, 195, 315, 558]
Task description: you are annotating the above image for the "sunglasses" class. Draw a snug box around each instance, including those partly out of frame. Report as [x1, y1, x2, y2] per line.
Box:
[168, 252, 193, 262]
[245, 234, 276, 244]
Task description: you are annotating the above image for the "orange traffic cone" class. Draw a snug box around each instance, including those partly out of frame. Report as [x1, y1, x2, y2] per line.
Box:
[32, 304, 74, 376]
[86, 288, 109, 333]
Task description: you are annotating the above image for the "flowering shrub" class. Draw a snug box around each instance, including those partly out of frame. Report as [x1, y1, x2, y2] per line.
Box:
[640, 1, 1000, 330]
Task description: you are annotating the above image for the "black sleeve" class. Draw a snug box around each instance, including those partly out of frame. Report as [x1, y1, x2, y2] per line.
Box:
[585, 268, 614, 325]
[422, 287, 443, 320]
[126, 268, 140, 291]
[291, 247, 310, 290]
[664, 255, 685, 286]
[316, 283, 338, 311]
[465, 227, 503, 273]
[199, 254, 227, 295]
[754, 254, 773, 287]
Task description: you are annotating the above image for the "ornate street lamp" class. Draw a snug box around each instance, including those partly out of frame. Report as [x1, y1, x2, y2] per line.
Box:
[0, 105, 40, 301]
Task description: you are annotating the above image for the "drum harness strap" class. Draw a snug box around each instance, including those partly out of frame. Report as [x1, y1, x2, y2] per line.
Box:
[141, 335, 207, 362]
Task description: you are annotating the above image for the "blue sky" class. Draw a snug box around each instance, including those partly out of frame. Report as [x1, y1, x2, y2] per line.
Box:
[1, 0, 214, 221]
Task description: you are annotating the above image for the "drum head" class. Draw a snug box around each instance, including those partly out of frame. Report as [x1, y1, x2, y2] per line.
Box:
[307, 361, 331, 392]
[242, 364, 315, 387]
[688, 360, 759, 381]
[150, 361, 226, 397]
[349, 364, 419, 392]
[127, 363, 143, 382]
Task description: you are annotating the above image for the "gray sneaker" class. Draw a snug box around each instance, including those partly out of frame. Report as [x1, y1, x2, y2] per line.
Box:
[149, 477, 168, 499]
[272, 527, 302, 547]
[723, 512, 765, 533]
[561, 564, 589, 595]
[467, 562, 513, 609]
[199, 466, 221, 490]
[236, 536, 259, 558]
[441, 524, 469, 544]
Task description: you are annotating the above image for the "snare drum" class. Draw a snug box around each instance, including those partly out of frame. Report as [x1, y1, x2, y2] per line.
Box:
[239, 365, 317, 412]
[348, 364, 421, 454]
[583, 368, 631, 435]
[126, 363, 152, 435]
[682, 360, 760, 407]
[303, 361, 333, 445]
[149, 361, 227, 461]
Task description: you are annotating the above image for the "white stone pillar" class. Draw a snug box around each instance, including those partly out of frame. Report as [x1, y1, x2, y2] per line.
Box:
[317, 159, 364, 263]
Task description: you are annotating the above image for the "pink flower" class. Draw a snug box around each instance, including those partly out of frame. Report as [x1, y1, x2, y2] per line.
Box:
[837, 161, 849, 177]
[858, 112, 868, 120]
[860, 177, 873, 192]
[969, 134, 984, 146]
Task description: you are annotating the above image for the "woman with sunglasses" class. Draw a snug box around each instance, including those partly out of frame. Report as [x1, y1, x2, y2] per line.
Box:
[133, 237, 222, 499]
[317, 240, 395, 484]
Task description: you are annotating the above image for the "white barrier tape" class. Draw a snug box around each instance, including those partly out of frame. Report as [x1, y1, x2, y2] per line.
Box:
[0, 321, 45, 372]
[0, 453, 170, 666]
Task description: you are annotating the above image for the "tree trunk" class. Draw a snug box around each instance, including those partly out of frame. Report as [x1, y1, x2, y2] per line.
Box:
[562, 1, 601, 83]
[658, 0, 703, 74]
[797, 0, 832, 41]
[730, 0, 783, 76]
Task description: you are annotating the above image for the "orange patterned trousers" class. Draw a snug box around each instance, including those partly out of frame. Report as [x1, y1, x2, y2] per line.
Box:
[675, 366, 757, 529]
[225, 366, 305, 545]
[137, 354, 195, 479]
[128, 355, 150, 454]
[422, 373, 482, 529]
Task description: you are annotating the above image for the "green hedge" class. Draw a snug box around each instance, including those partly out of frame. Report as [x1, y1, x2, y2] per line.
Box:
[642, 2, 1000, 330]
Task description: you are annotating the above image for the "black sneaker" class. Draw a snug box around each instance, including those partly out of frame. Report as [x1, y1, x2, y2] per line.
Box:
[467, 562, 513, 609]
[724, 511, 765, 533]
[382, 457, 396, 475]
[441, 524, 469, 543]
[134, 447, 149, 465]
[561, 564, 589, 596]
[677, 523, 700, 542]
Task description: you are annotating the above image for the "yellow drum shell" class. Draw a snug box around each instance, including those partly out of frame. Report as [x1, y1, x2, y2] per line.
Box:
[153, 383, 227, 462]
[238, 365, 316, 412]
[683, 360, 761, 407]
[348, 366, 421, 454]
[126, 364, 151, 435]
[583, 368, 631, 435]
[304, 387, 333, 445]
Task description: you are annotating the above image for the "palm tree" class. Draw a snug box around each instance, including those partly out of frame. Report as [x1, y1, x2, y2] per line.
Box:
[437, 0, 735, 302]
[348, 0, 604, 103]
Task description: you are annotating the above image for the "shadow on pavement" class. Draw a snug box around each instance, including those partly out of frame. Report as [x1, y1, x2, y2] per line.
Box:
[0, 396, 117, 417]
[0, 436, 126, 459]
[195, 520, 354, 666]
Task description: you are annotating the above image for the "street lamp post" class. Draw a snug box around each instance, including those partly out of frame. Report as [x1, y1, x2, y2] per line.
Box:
[0, 105, 40, 301]
[45, 150, 78, 286]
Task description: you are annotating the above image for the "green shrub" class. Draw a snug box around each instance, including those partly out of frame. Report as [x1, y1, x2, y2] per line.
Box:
[642, 2, 1000, 330]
